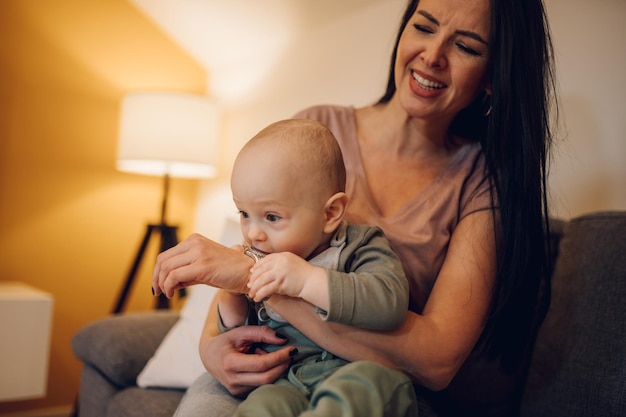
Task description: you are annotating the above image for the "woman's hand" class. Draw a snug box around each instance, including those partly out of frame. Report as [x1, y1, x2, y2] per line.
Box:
[151, 234, 254, 298]
[200, 326, 295, 397]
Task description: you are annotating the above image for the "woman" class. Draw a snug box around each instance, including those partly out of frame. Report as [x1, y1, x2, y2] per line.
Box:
[153, 0, 557, 415]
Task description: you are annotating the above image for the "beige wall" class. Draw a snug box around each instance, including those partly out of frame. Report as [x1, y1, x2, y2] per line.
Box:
[194, 0, 626, 243]
[194, 0, 407, 241]
[544, 0, 626, 217]
[0, 0, 206, 413]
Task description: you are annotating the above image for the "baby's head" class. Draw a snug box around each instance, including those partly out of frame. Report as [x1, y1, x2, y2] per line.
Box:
[231, 119, 347, 259]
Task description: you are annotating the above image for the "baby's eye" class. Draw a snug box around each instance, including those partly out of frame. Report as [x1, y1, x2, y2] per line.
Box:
[266, 213, 281, 222]
[238, 210, 249, 219]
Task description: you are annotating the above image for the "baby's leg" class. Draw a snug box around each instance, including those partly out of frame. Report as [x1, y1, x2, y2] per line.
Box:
[235, 379, 308, 417]
[301, 361, 419, 417]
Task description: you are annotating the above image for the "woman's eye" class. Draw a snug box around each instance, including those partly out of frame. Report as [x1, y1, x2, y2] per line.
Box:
[266, 214, 280, 222]
[238, 211, 249, 219]
[456, 42, 482, 57]
[413, 23, 433, 34]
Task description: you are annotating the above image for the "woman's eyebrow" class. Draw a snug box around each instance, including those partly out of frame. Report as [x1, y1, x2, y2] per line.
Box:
[418, 10, 439, 25]
[457, 30, 488, 45]
[417, 10, 488, 45]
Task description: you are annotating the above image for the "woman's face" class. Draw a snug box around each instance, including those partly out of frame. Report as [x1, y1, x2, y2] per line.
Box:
[394, 0, 491, 125]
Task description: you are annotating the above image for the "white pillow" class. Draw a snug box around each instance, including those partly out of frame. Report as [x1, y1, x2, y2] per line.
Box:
[137, 284, 218, 388]
[137, 217, 241, 388]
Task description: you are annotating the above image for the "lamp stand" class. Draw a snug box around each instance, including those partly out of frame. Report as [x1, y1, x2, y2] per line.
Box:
[112, 174, 182, 314]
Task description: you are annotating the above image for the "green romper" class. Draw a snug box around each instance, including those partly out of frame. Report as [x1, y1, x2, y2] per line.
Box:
[220, 222, 418, 417]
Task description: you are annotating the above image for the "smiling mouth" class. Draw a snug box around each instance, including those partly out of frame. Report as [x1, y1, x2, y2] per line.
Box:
[412, 72, 446, 90]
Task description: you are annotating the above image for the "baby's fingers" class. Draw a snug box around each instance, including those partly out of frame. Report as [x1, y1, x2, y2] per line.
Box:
[246, 277, 264, 300]
[250, 282, 276, 302]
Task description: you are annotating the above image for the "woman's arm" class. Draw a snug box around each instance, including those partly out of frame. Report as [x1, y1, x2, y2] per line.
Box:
[267, 210, 497, 391]
[152, 234, 254, 298]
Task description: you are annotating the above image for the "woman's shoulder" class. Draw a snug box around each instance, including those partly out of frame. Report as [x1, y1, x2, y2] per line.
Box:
[447, 142, 494, 217]
[293, 105, 358, 148]
[447, 141, 485, 174]
[292, 104, 355, 124]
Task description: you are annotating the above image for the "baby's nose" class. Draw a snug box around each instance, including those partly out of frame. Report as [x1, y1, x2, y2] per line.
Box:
[246, 223, 266, 243]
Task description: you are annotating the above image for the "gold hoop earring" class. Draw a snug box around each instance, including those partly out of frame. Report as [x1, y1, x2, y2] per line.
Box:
[483, 93, 492, 117]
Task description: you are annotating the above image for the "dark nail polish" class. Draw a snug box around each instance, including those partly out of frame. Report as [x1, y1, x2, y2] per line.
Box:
[289, 348, 299, 357]
[151, 287, 155, 296]
[276, 332, 288, 340]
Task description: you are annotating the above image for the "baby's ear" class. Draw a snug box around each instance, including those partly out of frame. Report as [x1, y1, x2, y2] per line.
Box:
[323, 192, 348, 233]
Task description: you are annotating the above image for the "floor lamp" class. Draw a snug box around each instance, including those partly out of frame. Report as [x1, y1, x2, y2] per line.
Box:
[112, 92, 220, 314]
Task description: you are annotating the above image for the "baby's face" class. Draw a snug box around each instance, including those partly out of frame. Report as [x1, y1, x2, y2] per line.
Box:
[231, 147, 329, 259]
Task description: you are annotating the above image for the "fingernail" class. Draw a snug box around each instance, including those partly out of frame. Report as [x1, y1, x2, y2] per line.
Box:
[151, 287, 155, 296]
[289, 348, 299, 357]
[276, 332, 288, 340]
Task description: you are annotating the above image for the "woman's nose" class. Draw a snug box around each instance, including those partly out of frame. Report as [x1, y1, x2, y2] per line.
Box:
[421, 38, 447, 69]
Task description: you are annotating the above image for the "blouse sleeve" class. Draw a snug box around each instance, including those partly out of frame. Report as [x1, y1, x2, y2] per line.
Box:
[323, 225, 409, 331]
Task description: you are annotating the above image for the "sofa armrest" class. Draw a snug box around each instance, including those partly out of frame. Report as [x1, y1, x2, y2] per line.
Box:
[72, 311, 179, 387]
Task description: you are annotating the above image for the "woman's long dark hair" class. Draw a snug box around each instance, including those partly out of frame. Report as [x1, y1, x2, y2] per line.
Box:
[379, 0, 557, 372]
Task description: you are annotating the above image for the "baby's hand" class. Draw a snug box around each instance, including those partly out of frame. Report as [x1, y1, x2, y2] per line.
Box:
[247, 253, 315, 302]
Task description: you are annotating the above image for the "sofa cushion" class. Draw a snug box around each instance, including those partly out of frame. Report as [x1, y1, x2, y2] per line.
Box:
[107, 387, 184, 417]
[72, 311, 179, 387]
[521, 212, 626, 417]
[77, 364, 123, 417]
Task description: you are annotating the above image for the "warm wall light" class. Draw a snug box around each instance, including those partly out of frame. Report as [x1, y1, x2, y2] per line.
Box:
[113, 92, 220, 313]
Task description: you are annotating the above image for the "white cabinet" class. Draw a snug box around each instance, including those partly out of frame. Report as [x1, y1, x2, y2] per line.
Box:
[0, 282, 53, 401]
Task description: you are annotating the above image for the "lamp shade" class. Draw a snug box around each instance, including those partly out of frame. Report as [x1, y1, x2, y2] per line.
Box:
[117, 92, 220, 178]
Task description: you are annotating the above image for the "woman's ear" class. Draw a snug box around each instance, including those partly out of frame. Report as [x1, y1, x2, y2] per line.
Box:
[323, 192, 348, 234]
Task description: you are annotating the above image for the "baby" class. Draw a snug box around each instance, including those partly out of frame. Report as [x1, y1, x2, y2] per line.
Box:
[218, 118, 417, 416]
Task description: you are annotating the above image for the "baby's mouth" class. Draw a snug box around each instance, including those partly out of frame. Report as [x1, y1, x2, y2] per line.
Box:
[249, 246, 269, 257]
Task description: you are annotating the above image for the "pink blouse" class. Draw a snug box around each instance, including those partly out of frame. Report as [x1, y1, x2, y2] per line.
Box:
[293, 105, 493, 312]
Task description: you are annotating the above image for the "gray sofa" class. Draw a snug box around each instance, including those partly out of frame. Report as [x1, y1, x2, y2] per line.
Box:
[72, 211, 626, 417]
